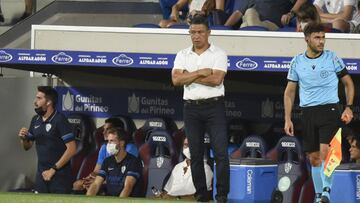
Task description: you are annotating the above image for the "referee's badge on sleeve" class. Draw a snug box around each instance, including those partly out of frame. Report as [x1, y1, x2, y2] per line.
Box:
[46, 123, 52, 132]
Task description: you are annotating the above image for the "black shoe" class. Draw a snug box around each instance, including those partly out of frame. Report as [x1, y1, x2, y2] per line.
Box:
[195, 193, 210, 202]
[216, 195, 227, 203]
[320, 196, 330, 203]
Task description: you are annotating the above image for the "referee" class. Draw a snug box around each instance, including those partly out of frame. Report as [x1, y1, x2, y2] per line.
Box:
[284, 22, 354, 203]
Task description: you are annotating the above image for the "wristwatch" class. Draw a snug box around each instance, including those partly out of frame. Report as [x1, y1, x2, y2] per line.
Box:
[289, 10, 296, 19]
[51, 164, 58, 171]
[345, 104, 353, 110]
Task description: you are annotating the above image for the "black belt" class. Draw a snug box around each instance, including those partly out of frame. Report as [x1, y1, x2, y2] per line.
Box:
[185, 96, 223, 105]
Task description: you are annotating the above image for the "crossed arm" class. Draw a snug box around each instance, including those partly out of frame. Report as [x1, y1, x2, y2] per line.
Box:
[171, 68, 226, 87]
[315, 4, 354, 23]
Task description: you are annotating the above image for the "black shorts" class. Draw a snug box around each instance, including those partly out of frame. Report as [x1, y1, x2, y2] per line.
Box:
[300, 103, 341, 153]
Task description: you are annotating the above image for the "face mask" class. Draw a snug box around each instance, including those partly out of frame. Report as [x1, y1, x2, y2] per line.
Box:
[183, 147, 191, 159]
[34, 106, 47, 116]
[106, 143, 119, 155]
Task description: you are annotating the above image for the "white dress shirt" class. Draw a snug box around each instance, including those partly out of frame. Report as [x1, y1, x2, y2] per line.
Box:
[173, 44, 228, 100]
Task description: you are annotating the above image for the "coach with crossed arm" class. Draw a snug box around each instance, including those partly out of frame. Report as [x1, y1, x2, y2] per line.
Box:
[172, 13, 229, 203]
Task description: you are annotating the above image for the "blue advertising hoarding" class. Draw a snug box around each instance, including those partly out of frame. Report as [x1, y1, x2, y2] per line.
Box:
[56, 86, 303, 121]
[0, 49, 358, 73]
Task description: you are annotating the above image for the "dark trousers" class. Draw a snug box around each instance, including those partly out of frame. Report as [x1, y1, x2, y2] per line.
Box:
[183, 99, 229, 198]
[35, 164, 72, 194]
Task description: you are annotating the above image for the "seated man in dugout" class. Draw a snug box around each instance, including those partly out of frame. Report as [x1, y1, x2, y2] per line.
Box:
[86, 127, 143, 197]
[72, 117, 131, 192]
[156, 137, 213, 200]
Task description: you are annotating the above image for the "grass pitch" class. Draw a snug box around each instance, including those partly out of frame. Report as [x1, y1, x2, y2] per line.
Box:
[0, 192, 193, 203]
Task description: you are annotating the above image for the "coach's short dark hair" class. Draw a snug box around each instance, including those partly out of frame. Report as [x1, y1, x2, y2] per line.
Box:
[303, 22, 324, 37]
[189, 13, 209, 30]
[37, 86, 58, 108]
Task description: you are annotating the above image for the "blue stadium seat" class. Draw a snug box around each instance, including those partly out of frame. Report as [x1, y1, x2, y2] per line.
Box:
[139, 129, 179, 197]
[210, 25, 233, 30]
[329, 28, 342, 33]
[239, 26, 269, 31]
[67, 113, 96, 180]
[168, 23, 189, 29]
[133, 117, 178, 148]
[231, 135, 267, 159]
[270, 136, 309, 203]
[278, 26, 296, 32]
[133, 23, 161, 28]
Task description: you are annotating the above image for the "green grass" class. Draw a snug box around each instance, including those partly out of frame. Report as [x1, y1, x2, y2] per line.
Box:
[0, 192, 194, 203]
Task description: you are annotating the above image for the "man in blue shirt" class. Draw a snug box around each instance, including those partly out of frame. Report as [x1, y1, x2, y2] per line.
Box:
[284, 22, 355, 203]
[18, 86, 77, 193]
[86, 127, 143, 197]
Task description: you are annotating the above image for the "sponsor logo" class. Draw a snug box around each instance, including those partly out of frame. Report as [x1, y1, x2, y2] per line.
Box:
[346, 63, 358, 71]
[246, 142, 260, 148]
[246, 170, 253, 194]
[281, 142, 296, 148]
[264, 62, 290, 69]
[18, 53, 46, 62]
[128, 93, 140, 113]
[284, 162, 293, 173]
[68, 118, 81, 124]
[51, 52, 73, 64]
[157, 157, 164, 168]
[112, 54, 134, 66]
[278, 176, 291, 192]
[149, 121, 163, 128]
[61, 89, 108, 113]
[78, 55, 107, 64]
[152, 136, 166, 142]
[236, 58, 258, 70]
[0, 50, 12, 62]
[139, 56, 168, 65]
[62, 91, 74, 111]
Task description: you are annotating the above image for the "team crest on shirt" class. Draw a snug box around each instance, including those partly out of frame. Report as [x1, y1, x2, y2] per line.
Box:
[156, 157, 164, 168]
[284, 162, 293, 173]
[121, 166, 126, 174]
[45, 123, 52, 132]
[320, 70, 329, 79]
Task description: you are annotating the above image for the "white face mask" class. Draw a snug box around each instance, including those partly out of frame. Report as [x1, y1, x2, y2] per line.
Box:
[106, 143, 119, 155]
[183, 147, 191, 159]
